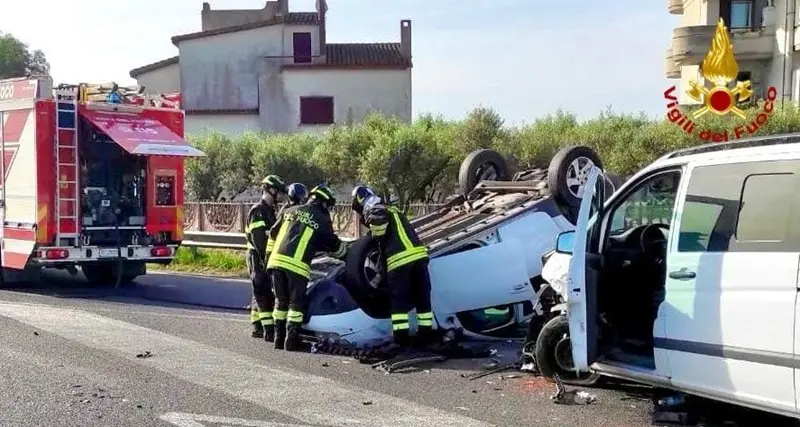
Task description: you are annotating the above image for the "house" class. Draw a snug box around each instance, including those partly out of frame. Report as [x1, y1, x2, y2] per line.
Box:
[665, 0, 799, 105]
[129, 0, 412, 135]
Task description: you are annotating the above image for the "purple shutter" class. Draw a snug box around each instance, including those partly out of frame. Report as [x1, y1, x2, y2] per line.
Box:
[293, 33, 312, 63]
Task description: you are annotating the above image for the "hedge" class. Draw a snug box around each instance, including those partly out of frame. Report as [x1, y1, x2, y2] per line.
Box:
[185, 100, 800, 209]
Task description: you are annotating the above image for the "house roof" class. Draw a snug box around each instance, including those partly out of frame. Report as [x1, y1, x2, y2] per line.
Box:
[283, 43, 412, 70]
[171, 12, 319, 45]
[129, 56, 179, 78]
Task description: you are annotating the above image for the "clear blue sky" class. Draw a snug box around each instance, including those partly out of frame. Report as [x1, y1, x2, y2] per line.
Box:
[1, 0, 679, 124]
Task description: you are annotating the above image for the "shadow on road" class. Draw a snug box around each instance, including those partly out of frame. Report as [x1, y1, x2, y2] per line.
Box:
[1, 268, 251, 314]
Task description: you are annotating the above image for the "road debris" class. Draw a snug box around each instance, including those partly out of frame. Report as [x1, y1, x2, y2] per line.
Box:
[500, 374, 521, 380]
[461, 361, 519, 380]
[362, 401, 372, 406]
[372, 352, 446, 374]
[550, 373, 597, 405]
[33, 331, 39, 336]
[136, 351, 152, 359]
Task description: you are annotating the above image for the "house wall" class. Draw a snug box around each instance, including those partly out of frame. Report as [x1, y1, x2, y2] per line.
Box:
[177, 24, 320, 112]
[281, 68, 412, 133]
[185, 114, 261, 135]
[133, 63, 180, 94]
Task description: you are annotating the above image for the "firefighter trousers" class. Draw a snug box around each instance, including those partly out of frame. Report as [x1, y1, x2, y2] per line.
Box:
[387, 259, 434, 346]
[270, 269, 307, 350]
[247, 250, 275, 329]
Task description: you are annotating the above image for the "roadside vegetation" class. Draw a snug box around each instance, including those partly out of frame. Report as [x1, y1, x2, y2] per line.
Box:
[148, 247, 247, 278]
[186, 101, 800, 210]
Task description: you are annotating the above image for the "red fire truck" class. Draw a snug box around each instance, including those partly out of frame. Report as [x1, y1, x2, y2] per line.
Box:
[0, 77, 204, 284]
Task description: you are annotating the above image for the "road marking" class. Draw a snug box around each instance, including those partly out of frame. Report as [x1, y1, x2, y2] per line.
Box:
[0, 302, 493, 427]
[160, 412, 310, 427]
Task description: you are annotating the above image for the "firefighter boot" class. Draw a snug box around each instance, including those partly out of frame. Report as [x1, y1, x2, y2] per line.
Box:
[284, 324, 303, 352]
[274, 321, 287, 350]
[251, 322, 264, 338]
[414, 327, 440, 352]
[263, 324, 275, 342]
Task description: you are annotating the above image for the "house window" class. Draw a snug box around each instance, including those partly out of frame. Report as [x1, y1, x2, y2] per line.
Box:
[730, 0, 753, 28]
[300, 97, 334, 125]
[293, 32, 312, 63]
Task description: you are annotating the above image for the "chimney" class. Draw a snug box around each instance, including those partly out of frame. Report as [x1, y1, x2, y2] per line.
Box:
[400, 20, 411, 60]
[317, 0, 328, 61]
[202, 2, 210, 11]
[276, 0, 288, 16]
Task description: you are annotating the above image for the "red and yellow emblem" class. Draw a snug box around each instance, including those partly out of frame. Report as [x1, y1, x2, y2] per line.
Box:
[686, 18, 753, 119]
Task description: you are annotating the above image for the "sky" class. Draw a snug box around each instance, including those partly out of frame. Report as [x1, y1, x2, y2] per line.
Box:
[0, 0, 679, 125]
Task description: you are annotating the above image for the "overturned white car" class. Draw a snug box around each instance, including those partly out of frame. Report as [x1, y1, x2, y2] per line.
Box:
[301, 146, 618, 348]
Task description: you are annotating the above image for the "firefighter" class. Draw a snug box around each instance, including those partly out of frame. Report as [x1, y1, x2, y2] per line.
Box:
[246, 174, 287, 341]
[286, 183, 308, 206]
[350, 185, 434, 349]
[267, 184, 348, 351]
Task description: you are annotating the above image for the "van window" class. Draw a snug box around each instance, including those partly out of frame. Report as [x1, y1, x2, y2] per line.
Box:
[735, 174, 793, 242]
[608, 171, 680, 236]
[677, 161, 800, 253]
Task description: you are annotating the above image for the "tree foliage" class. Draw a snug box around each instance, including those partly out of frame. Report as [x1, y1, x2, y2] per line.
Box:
[186, 102, 800, 208]
[0, 32, 50, 79]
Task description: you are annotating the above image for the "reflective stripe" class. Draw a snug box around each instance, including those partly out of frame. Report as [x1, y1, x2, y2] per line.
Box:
[249, 308, 259, 323]
[246, 220, 266, 233]
[273, 309, 288, 320]
[393, 323, 410, 331]
[391, 313, 409, 331]
[294, 227, 314, 262]
[389, 207, 413, 249]
[266, 239, 275, 252]
[386, 246, 428, 271]
[484, 307, 510, 316]
[267, 254, 311, 278]
[260, 318, 275, 326]
[370, 223, 387, 236]
[417, 311, 433, 327]
[331, 241, 347, 258]
[259, 312, 273, 320]
[287, 310, 303, 324]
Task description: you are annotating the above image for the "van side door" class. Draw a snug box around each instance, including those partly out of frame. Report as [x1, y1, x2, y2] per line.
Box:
[664, 160, 799, 414]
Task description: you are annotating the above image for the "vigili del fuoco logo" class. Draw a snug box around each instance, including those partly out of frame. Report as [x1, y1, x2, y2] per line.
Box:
[663, 18, 777, 142]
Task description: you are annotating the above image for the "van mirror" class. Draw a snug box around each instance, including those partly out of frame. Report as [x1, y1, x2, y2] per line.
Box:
[555, 231, 575, 254]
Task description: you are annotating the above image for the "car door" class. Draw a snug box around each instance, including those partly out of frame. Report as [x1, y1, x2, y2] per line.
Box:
[564, 167, 603, 373]
[665, 161, 799, 413]
[428, 239, 534, 321]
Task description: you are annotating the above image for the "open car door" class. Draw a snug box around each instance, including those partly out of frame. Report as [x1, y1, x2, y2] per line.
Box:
[562, 167, 604, 373]
[428, 240, 534, 321]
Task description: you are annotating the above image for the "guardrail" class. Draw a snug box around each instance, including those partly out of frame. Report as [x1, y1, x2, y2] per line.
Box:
[182, 231, 356, 250]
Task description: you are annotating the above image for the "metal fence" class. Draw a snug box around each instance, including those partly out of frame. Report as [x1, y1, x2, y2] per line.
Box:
[183, 202, 443, 239]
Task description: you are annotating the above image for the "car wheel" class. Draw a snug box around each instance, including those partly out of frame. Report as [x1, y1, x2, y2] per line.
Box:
[534, 315, 601, 386]
[458, 149, 511, 195]
[604, 173, 624, 199]
[547, 146, 603, 208]
[344, 235, 389, 299]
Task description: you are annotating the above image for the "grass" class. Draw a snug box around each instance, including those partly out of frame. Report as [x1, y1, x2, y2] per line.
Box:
[148, 247, 248, 278]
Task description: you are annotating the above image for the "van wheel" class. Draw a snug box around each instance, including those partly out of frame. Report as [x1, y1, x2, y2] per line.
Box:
[535, 315, 601, 386]
[547, 146, 603, 208]
[458, 149, 510, 195]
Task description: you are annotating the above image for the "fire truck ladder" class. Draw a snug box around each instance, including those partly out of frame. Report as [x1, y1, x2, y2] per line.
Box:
[53, 87, 81, 245]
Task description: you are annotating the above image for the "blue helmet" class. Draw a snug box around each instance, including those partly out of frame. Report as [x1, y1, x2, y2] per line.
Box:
[286, 183, 308, 205]
[350, 185, 377, 214]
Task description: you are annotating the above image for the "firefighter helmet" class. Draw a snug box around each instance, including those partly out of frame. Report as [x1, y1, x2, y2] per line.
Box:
[309, 184, 336, 208]
[287, 183, 308, 205]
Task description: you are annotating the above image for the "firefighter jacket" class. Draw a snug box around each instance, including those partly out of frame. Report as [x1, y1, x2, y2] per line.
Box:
[363, 203, 428, 272]
[245, 200, 277, 260]
[266, 202, 347, 279]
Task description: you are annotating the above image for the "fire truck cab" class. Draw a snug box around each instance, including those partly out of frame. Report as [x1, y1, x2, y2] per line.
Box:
[0, 77, 204, 285]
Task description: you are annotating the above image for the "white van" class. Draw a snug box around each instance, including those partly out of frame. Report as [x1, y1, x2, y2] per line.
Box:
[552, 133, 800, 418]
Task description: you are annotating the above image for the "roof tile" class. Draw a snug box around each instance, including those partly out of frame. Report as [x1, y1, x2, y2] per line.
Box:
[129, 56, 179, 78]
[283, 43, 411, 70]
[171, 12, 318, 45]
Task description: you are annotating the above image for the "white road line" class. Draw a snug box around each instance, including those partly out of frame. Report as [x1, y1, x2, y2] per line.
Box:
[0, 302, 494, 427]
[160, 412, 311, 427]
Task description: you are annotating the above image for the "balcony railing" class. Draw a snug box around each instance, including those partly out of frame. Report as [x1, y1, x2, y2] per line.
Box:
[671, 25, 774, 65]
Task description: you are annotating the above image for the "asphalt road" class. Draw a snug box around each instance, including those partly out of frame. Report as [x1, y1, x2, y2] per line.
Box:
[0, 270, 795, 427]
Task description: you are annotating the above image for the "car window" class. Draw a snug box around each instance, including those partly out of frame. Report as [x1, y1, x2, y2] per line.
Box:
[608, 171, 681, 236]
[677, 200, 723, 251]
[677, 161, 800, 252]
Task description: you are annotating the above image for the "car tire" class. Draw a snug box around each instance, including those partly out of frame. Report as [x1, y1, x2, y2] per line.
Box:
[547, 146, 603, 208]
[604, 173, 624, 198]
[458, 149, 511, 195]
[344, 235, 390, 304]
[534, 315, 602, 386]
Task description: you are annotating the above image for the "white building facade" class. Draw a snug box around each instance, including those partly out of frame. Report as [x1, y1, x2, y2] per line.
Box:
[666, 0, 800, 105]
[129, 0, 412, 135]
